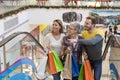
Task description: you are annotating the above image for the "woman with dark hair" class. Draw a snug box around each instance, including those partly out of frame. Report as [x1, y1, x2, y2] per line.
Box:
[44, 19, 65, 80]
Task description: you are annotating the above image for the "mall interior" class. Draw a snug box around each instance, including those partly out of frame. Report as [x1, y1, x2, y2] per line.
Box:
[0, 0, 120, 80]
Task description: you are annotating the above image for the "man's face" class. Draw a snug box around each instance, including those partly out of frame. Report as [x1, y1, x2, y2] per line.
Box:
[84, 19, 93, 31]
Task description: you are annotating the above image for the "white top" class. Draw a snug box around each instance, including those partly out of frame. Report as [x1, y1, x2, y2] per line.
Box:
[44, 33, 65, 55]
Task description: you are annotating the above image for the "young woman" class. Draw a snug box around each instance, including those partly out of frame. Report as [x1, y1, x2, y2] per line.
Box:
[44, 19, 65, 80]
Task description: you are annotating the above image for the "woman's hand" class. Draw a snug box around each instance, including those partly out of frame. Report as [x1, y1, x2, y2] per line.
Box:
[60, 51, 64, 56]
[47, 44, 51, 51]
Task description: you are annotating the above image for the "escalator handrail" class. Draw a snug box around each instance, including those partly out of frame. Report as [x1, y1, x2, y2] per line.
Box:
[102, 34, 116, 60]
[0, 32, 45, 52]
[0, 32, 46, 80]
[102, 34, 114, 60]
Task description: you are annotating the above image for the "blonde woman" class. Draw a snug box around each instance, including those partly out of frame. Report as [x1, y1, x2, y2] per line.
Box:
[44, 19, 65, 80]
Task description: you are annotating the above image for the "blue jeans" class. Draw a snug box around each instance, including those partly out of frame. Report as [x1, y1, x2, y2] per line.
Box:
[90, 59, 102, 80]
[52, 72, 61, 80]
[72, 76, 78, 80]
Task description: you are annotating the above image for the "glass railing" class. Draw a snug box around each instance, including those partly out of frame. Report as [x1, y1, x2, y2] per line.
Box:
[0, 32, 46, 80]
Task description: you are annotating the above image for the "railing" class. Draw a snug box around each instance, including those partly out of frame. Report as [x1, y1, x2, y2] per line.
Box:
[0, 31, 46, 80]
[102, 34, 120, 80]
[0, 32, 44, 50]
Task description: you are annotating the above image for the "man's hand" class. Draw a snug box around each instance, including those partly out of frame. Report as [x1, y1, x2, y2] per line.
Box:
[83, 52, 88, 60]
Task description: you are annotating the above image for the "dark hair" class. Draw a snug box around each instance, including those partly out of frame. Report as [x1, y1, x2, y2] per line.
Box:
[86, 16, 96, 24]
[53, 19, 64, 33]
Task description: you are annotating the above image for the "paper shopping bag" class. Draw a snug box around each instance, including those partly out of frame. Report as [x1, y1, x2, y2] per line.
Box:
[72, 53, 80, 77]
[84, 60, 94, 80]
[48, 51, 57, 74]
[52, 51, 64, 72]
[62, 54, 72, 80]
[78, 64, 84, 80]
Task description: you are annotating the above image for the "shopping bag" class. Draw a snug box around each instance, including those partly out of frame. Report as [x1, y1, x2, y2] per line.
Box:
[37, 56, 48, 76]
[45, 57, 50, 74]
[48, 51, 57, 74]
[72, 53, 79, 77]
[62, 54, 72, 80]
[78, 64, 84, 80]
[84, 60, 94, 80]
[52, 51, 64, 72]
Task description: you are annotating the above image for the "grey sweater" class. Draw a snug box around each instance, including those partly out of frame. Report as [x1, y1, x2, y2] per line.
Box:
[77, 35, 103, 60]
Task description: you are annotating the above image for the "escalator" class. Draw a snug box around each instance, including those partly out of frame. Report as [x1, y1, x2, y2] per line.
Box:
[0, 32, 44, 50]
[0, 32, 49, 80]
[0, 32, 120, 80]
[109, 35, 120, 80]
[102, 34, 120, 80]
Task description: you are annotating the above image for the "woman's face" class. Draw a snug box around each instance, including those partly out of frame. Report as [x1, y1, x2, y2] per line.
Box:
[67, 24, 77, 36]
[52, 21, 61, 33]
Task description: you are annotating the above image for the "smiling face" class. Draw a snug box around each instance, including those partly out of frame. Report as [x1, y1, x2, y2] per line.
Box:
[52, 21, 61, 34]
[84, 19, 92, 31]
[67, 24, 77, 36]
[52, 19, 63, 34]
[84, 18, 95, 32]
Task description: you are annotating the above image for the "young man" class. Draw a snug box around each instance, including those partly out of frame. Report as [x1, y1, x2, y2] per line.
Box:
[70, 17, 104, 80]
